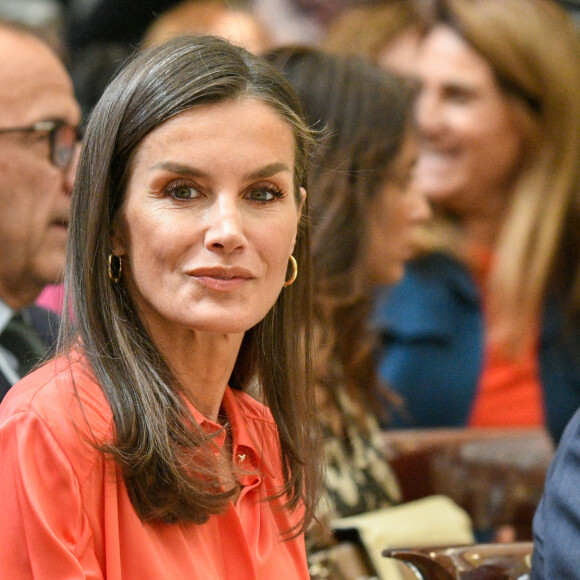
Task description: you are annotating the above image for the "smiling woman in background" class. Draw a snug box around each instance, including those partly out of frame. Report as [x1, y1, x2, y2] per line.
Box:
[0, 35, 321, 579]
[374, 0, 580, 443]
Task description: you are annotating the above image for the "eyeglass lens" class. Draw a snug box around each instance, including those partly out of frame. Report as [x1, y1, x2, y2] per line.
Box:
[51, 124, 78, 169]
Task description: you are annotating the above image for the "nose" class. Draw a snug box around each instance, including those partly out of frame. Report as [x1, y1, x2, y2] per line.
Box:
[204, 194, 247, 253]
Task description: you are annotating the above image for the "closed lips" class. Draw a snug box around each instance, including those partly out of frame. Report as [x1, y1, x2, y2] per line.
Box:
[186, 268, 254, 279]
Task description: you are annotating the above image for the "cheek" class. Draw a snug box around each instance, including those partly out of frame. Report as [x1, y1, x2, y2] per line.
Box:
[366, 213, 388, 261]
[258, 218, 299, 277]
[451, 108, 490, 145]
[272, 234, 297, 275]
[469, 121, 525, 182]
[397, 195, 417, 228]
[382, 205, 402, 240]
[122, 229, 182, 316]
[464, 99, 519, 151]
[372, 191, 399, 238]
[0, 158, 51, 217]
[493, 113, 525, 155]
[121, 210, 179, 276]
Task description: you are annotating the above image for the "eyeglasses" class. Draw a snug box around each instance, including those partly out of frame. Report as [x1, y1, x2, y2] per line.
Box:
[0, 119, 79, 170]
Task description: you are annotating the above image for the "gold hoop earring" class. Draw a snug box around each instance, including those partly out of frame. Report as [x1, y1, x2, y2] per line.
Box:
[283, 255, 298, 287]
[108, 253, 122, 283]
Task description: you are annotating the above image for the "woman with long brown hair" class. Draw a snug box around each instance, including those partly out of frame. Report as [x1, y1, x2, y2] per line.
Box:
[0, 35, 321, 579]
[267, 46, 430, 527]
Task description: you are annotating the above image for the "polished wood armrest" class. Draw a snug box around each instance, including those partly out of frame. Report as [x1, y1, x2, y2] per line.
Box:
[382, 427, 553, 456]
[382, 428, 553, 539]
[382, 541, 533, 579]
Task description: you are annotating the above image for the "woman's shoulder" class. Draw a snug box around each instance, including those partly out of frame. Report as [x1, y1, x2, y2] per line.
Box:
[0, 355, 114, 455]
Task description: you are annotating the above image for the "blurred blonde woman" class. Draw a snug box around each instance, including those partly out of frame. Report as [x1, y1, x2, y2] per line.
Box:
[375, 0, 580, 443]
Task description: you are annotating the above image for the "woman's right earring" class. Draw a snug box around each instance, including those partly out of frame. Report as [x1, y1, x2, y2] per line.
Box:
[108, 253, 123, 283]
[283, 255, 298, 287]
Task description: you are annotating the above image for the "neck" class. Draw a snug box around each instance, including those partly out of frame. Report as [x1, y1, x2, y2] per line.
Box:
[463, 215, 502, 251]
[460, 184, 511, 252]
[153, 329, 244, 422]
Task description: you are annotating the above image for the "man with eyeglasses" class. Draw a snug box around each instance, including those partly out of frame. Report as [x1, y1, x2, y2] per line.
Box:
[0, 21, 81, 401]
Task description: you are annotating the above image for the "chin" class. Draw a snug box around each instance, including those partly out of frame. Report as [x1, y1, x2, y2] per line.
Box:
[36, 268, 66, 288]
[386, 271, 404, 286]
[187, 315, 265, 335]
[373, 264, 404, 287]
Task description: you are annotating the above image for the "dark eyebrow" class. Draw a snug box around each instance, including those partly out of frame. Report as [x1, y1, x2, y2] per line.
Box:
[150, 161, 206, 177]
[244, 162, 291, 180]
[150, 161, 291, 180]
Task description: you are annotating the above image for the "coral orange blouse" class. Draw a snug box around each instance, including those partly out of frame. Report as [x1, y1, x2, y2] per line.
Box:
[0, 356, 309, 580]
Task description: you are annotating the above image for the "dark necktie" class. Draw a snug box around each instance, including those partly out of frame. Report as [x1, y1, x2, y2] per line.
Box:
[0, 312, 47, 378]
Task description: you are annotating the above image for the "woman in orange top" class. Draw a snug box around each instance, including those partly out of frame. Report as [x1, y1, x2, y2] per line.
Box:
[374, 0, 580, 442]
[0, 35, 321, 579]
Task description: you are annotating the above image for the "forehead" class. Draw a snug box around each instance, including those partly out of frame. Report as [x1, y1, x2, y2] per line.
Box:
[417, 25, 497, 87]
[0, 30, 80, 126]
[377, 28, 421, 76]
[134, 98, 296, 163]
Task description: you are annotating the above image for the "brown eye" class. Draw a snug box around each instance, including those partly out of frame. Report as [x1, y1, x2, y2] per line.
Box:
[444, 85, 474, 104]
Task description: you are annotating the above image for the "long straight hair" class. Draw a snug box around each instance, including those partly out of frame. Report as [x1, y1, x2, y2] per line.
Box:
[60, 35, 321, 533]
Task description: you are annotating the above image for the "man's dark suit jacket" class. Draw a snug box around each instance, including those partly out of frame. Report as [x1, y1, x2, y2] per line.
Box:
[0, 305, 60, 402]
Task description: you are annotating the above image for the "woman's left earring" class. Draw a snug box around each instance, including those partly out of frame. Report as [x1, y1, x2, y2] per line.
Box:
[283, 255, 298, 287]
[108, 253, 123, 283]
